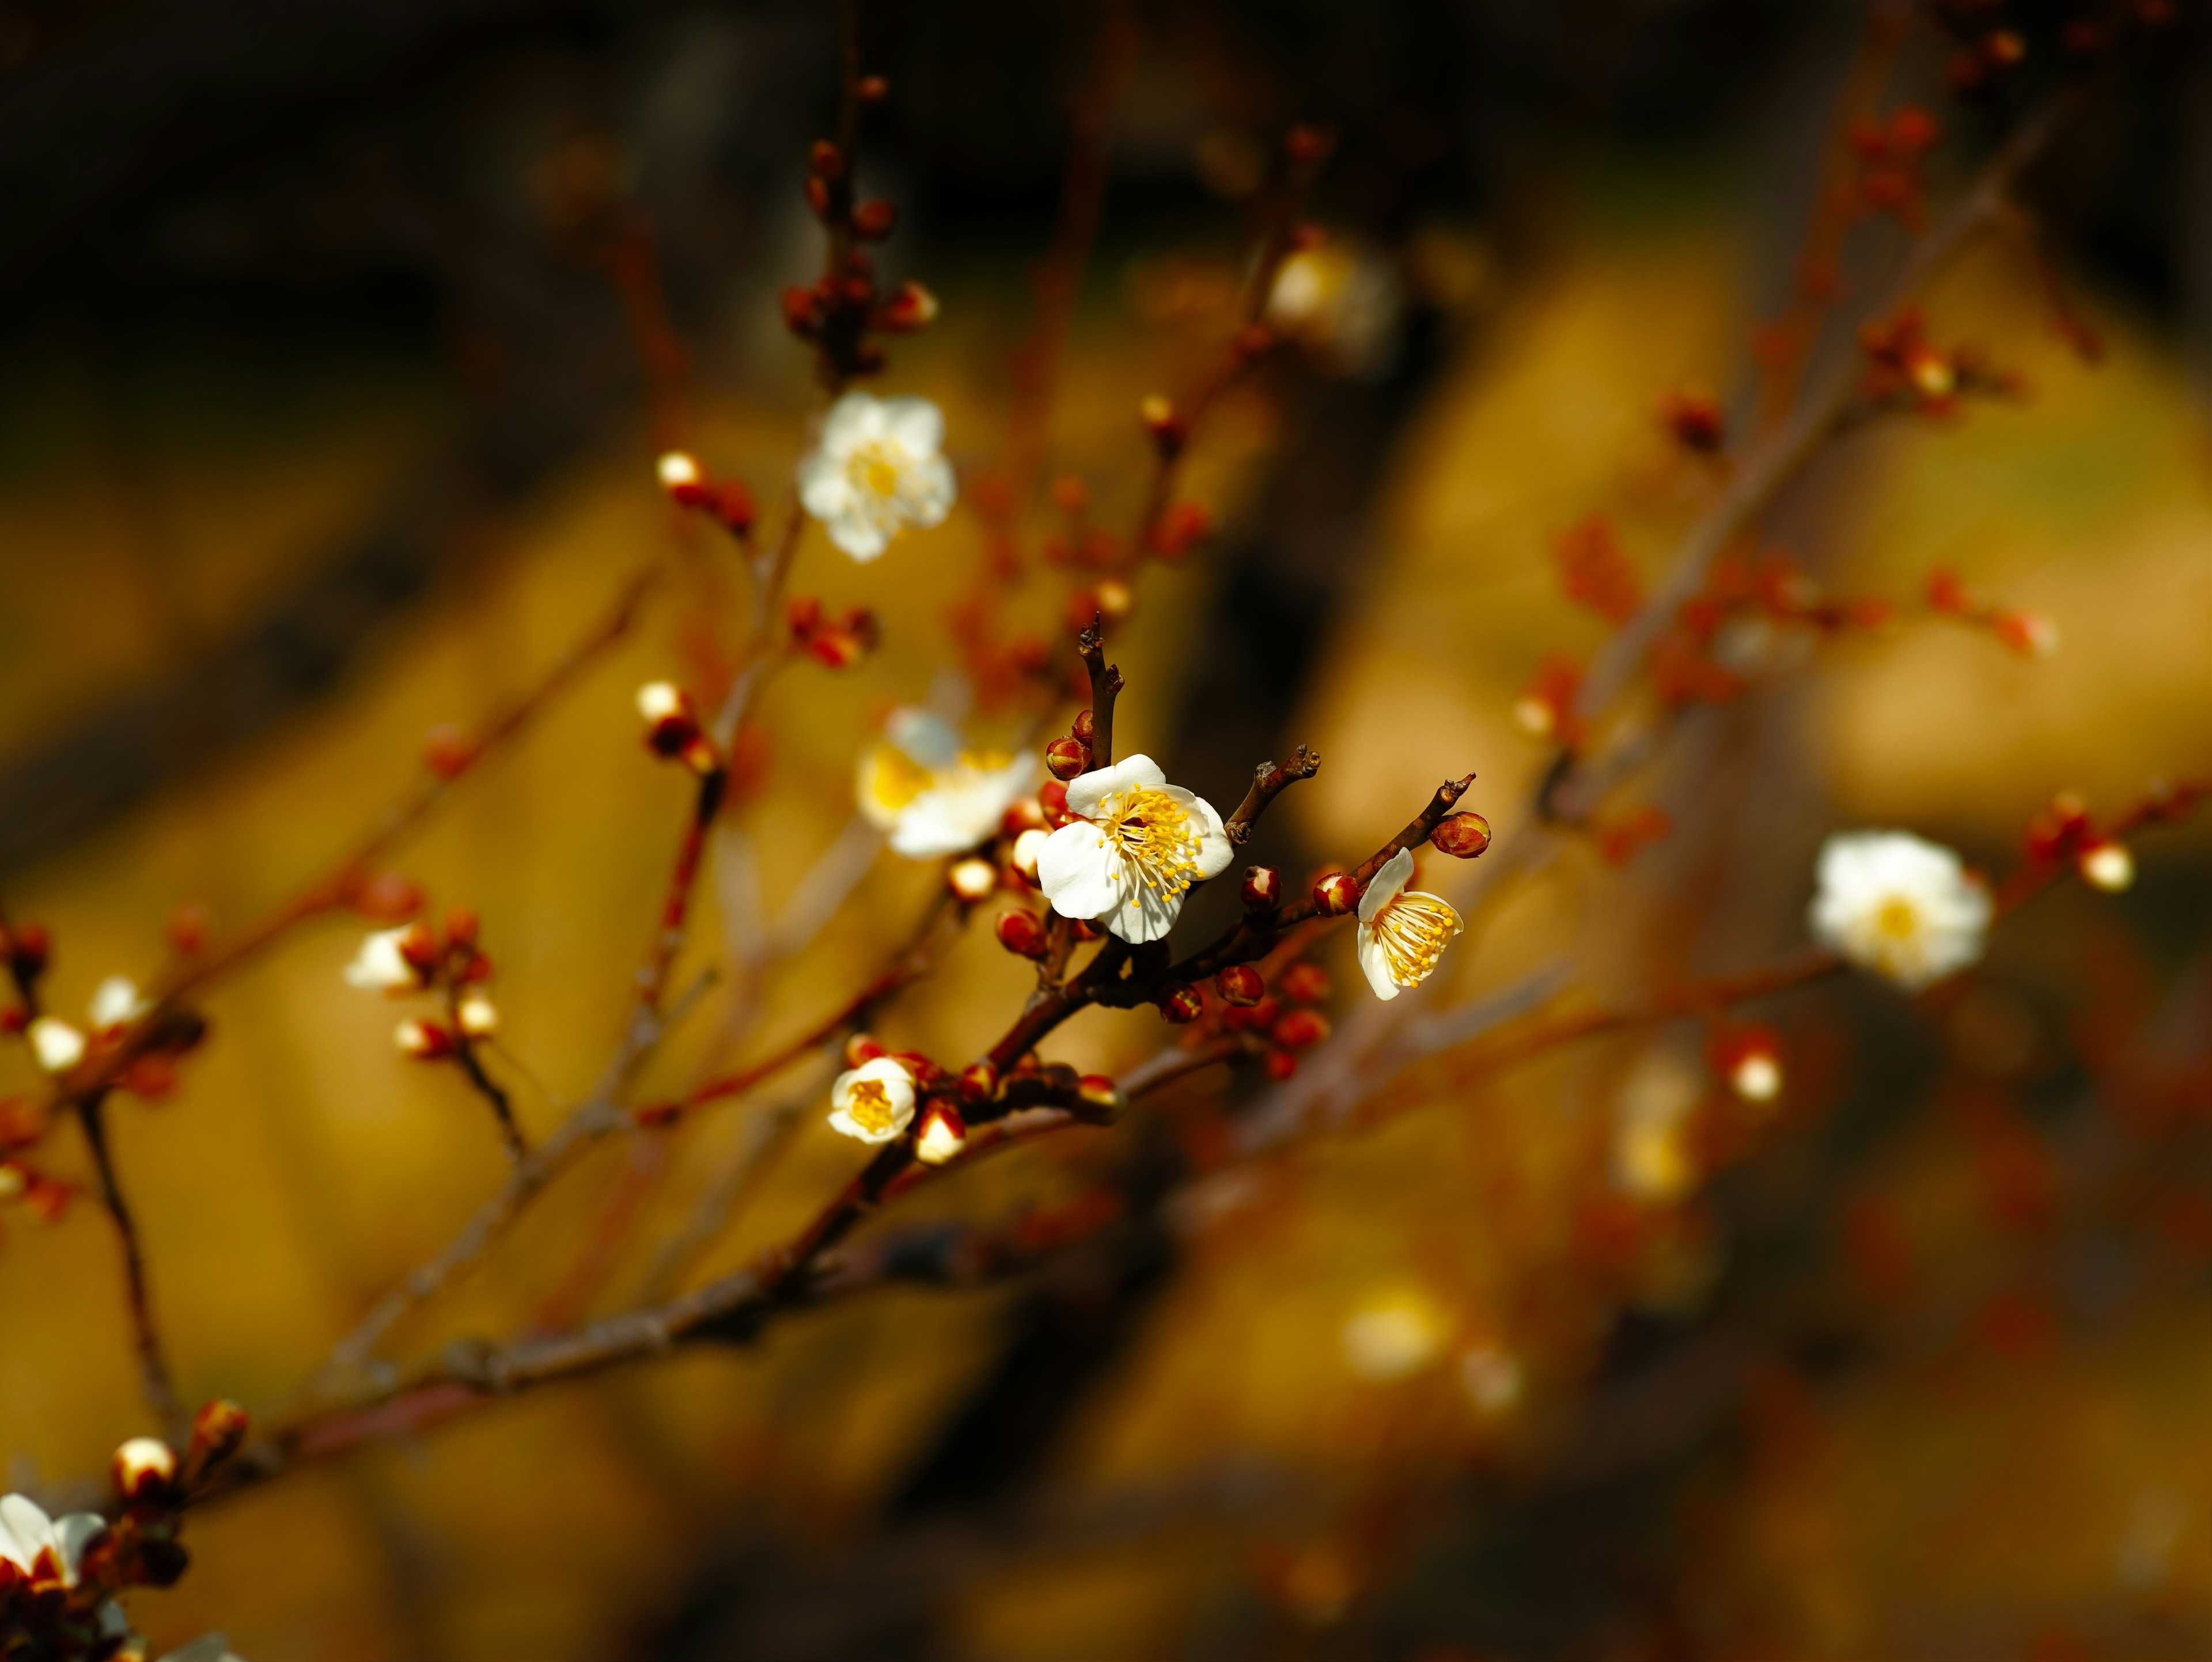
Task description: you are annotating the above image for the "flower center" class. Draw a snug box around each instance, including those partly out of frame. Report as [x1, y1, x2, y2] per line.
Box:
[1097, 786, 1206, 898]
[1875, 896, 1921, 939]
[845, 1079, 902, 1135]
[847, 440, 912, 504]
[1369, 892, 1463, 986]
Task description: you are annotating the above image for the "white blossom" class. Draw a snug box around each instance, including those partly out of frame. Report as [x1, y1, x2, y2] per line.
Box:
[343, 926, 421, 993]
[160, 1637, 247, 1662]
[855, 709, 1040, 858]
[88, 976, 150, 1031]
[1809, 830, 1991, 991]
[0, 1492, 104, 1589]
[25, 1016, 85, 1075]
[1354, 848, 1463, 1001]
[797, 392, 955, 562]
[1035, 755, 1233, 943]
[827, 1056, 917, 1146]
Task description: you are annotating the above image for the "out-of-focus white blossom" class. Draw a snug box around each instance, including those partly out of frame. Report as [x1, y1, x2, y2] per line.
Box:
[1809, 830, 1991, 991]
[1341, 1290, 1445, 1381]
[797, 393, 955, 562]
[827, 1056, 917, 1146]
[88, 976, 150, 1031]
[1459, 1343, 1525, 1415]
[0, 1492, 104, 1589]
[856, 709, 1041, 859]
[343, 927, 422, 993]
[456, 993, 499, 1038]
[1354, 848, 1463, 1001]
[25, 1017, 85, 1075]
[2080, 841, 2135, 893]
[1036, 755, 1233, 944]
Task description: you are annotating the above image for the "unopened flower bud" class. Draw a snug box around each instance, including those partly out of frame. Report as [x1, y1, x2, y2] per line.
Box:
[948, 858, 998, 903]
[958, 1061, 998, 1104]
[1272, 1009, 1331, 1050]
[1263, 1048, 1299, 1082]
[1730, 1048, 1783, 1104]
[187, 1398, 250, 1472]
[1312, 871, 1360, 916]
[1160, 984, 1204, 1024]
[1073, 1074, 1127, 1124]
[808, 138, 846, 180]
[1002, 797, 1048, 836]
[1070, 709, 1097, 745]
[996, 910, 1051, 959]
[637, 681, 703, 760]
[874, 281, 939, 332]
[914, 1103, 967, 1165]
[1009, 828, 1050, 885]
[456, 992, 499, 1038]
[1215, 966, 1264, 1007]
[4, 922, 48, 978]
[844, 1033, 887, 1067]
[26, 1016, 85, 1074]
[857, 74, 889, 102]
[1431, 812, 1493, 858]
[1241, 866, 1283, 910]
[851, 199, 898, 240]
[112, 1435, 177, 1502]
[1139, 394, 1188, 456]
[657, 450, 702, 496]
[1039, 781, 1075, 829]
[2078, 840, 2134, 893]
[395, 1017, 455, 1059]
[1044, 736, 1091, 780]
[422, 722, 475, 779]
[1995, 609, 2059, 657]
[1279, 962, 1331, 1004]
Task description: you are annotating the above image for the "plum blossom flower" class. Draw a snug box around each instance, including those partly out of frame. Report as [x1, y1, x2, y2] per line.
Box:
[1809, 830, 1991, 991]
[855, 709, 1040, 858]
[1354, 848, 1464, 1001]
[343, 926, 423, 993]
[0, 1492, 104, 1592]
[797, 392, 955, 562]
[827, 1056, 917, 1146]
[160, 1636, 247, 1662]
[25, 1016, 85, 1074]
[88, 976, 150, 1032]
[1035, 755, 1233, 944]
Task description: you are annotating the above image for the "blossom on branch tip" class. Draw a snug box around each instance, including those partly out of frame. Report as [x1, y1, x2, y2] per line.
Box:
[856, 709, 1042, 858]
[914, 1103, 967, 1165]
[343, 926, 428, 993]
[1035, 755, 1234, 944]
[89, 976, 150, 1032]
[25, 1017, 85, 1074]
[0, 1492, 103, 1592]
[2079, 840, 2135, 892]
[1355, 849, 1464, 1002]
[1809, 830, 1990, 991]
[112, 1436, 177, 1502]
[798, 392, 955, 562]
[827, 1055, 916, 1145]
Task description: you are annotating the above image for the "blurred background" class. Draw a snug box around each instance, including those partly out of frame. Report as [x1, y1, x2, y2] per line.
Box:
[3, 0, 2212, 1657]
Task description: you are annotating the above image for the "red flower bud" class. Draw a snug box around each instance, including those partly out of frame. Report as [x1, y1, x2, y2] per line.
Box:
[1431, 812, 1493, 858]
[422, 722, 475, 779]
[1312, 871, 1359, 916]
[1279, 962, 1331, 1004]
[1215, 966, 1264, 1007]
[1159, 984, 1204, 1024]
[165, 903, 213, 957]
[958, 1061, 999, 1104]
[1074, 1074, 1127, 1124]
[1070, 709, 1097, 745]
[851, 199, 898, 240]
[857, 74, 889, 102]
[187, 1399, 250, 1474]
[1039, 781, 1075, 828]
[1272, 1009, 1331, 1050]
[808, 139, 846, 180]
[1263, 1048, 1299, 1081]
[995, 910, 1051, 959]
[1045, 736, 1092, 780]
[112, 1435, 178, 1502]
[874, 281, 939, 332]
[1241, 866, 1283, 910]
[844, 1033, 887, 1067]
[1002, 797, 1048, 836]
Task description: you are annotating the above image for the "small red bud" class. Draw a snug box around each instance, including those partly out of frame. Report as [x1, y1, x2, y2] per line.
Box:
[1431, 812, 1493, 858]
[1272, 1009, 1331, 1050]
[353, 872, 424, 923]
[443, 905, 479, 948]
[781, 285, 820, 334]
[1044, 736, 1092, 780]
[844, 1033, 887, 1067]
[1070, 709, 1097, 745]
[1215, 966, 1265, 1007]
[856, 74, 889, 103]
[851, 199, 898, 240]
[1160, 984, 1204, 1024]
[1279, 962, 1331, 1004]
[1241, 866, 1283, 910]
[1074, 1074, 1127, 1123]
[185, 1399, 250, 1475]
[1039, 781, 1075, 828]
[995, 910, 1051, 959]
[1284, 124, 1335, 166]
[1002, 797, 1048, 836]
[1263, 1048, 1299, 1081]
[422, 722, 475, 779]
[7, 923, 50, 978]
[804, 176, 832, 217]
[165, 903, 213, 957]
[1312, 871, 1360, 916]
[808, 139, 846, 180]
[958, 1061, 999, 1104]
[874, 281, 939, 332]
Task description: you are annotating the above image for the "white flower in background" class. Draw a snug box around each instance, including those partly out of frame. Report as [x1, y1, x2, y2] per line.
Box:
[88, 976, 150, 1031]
[1459, 1343, 1525, 1415]
[1809, 830, 1991, 991]
[0, 1492, 104, 1590]
[1354, 848, 1464, 1001]
[1340, 1290, 1445, 1381]
[343, 926, 421, 993]
[159, 1636, 247, 1662]
[1266, 238, 1405, 379]
[856, 709, 1040, 858]
[827, 1056, 917, 1146]
[797, 392, 955, 562]
[1036, 755, 1234, 944]
[25, 1016, 85, 1074]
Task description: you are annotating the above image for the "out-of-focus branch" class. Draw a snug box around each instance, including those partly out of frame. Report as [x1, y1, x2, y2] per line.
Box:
[77, 1096, 183, 1441]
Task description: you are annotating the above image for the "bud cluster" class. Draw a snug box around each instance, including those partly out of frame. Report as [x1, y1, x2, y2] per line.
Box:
[344, 907, 500, 1060]
[1847, 107, 1938, 230]
[1858, 309, 2023, 419]
[783, 123, 939, 384]
[1926, 567, 2058, 660]
[656, 450, 756, 536]
[2022, 790, 2135, 894]
[787, 596, 881, 671]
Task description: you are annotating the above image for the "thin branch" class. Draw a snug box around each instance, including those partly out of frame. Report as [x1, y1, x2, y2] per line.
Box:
[1075, 613, 1123, 767]
[451, 1039, 527, 1162]
[78, 1097, 183, 1441]
[1224, 747, 1320, 845]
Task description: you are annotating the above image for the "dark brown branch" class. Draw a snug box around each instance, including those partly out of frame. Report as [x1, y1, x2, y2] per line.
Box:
[1224, 747, 1320, 845]
[1272, 772, 1475, 927]
[452, 1040, 527, 1162]
[78, 1096, 183, 1440]
[1075, 614, 1123, 767]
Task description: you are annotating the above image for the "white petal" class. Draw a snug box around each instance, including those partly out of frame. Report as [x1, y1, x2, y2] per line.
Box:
[1359, 847, 1415, 924]
[824, 508, 891, 562]
[796, 448, 849, 521]
[1177, 793, 1235, 880]
[886, 709, 961, 770]
[26, 1017, 85, 1074]
[88, 976, 147, 1029]
[1108, 881, 1185, 944]
[1356, 926, 1402, 1000]
[54, 1512, 104, 1581]
[904, 455, 956, 527]
[0, 1494, 53, 1569]
[818, 391, 885, 456]
[878, 395, 944, 457]
[1065, 755, 1166, 818]
[1036, 822, 1122, 921]
[158, 1635, 245, 1662]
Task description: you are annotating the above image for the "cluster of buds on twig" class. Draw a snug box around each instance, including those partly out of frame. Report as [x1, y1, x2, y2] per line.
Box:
[1511, 653, 1587, 748]
[784, 107, 939, 385]
[1858, 309, 2025, 418]
[344, 906, 499, 1059]
[1160, 949, 1337, 1081]
[2022, 790, 2137, 893]
[1849, 107, 1940, 231]
[1552, 516, 1643, 626]
[1926, 566, 2059, 658]
[0, 1400, 251, 1661]
[1657, 384, 1726, 457]
[786, 596, 881, 671]
[634, 682, 722, 773]
[1649, 547, 1894, 705]
[656, 450, 756, 537]
[1, 932, 206, 1101]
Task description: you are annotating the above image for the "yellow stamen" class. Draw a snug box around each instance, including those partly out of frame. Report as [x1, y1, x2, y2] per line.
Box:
[1097, 785, 1207, 899]
[844, 1079, 902, 1135]
[848, 440, 914, 503]
[1876, 897, 1921, 938]
[1369, 891, 1463, 987]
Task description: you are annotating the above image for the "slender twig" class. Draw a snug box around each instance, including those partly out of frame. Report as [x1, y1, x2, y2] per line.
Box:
[1224, 747, 1320, 845]
[452, 1039, 527, 1162]
[77, 1097, 183, 1441]
[1075, 614, 1123, 767]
